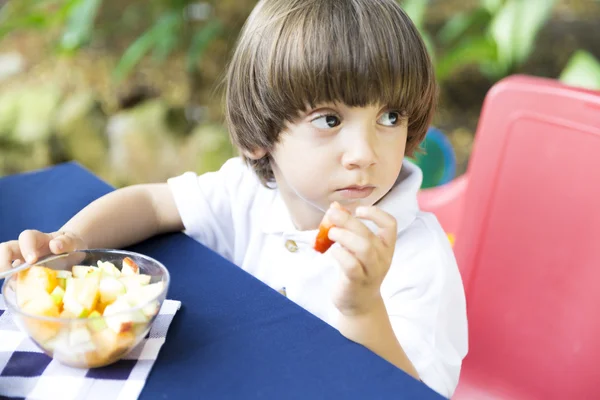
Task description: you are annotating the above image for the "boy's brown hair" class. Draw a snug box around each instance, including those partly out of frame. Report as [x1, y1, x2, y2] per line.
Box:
[225, 0, 438, 186]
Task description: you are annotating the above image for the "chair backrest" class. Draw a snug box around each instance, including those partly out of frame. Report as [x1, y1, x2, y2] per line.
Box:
[454, 75, 600, 398]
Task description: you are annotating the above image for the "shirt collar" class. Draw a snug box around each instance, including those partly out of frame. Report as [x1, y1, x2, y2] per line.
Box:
[261, 159, 422, 236]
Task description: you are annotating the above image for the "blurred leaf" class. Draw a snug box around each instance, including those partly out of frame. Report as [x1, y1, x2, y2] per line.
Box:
[52, 0, 83, 21]
[481, 0, 504, 14]
[0, 13, 49, 38]
[60, 0, 102, 52]
[399, 0, 433, 61]
[489, 0, 556, 71]
[186, 19, 222, 71]
[152, 32, 179, 63]
[113, 33, 158, 82]
[151, 6, 187, 63]
[0, 0, 79, 38]
[48, 0, 84, 27]
[479, 60, 510, 80]
[400, 0, 430, 29]
[436, 36, 497, 81]
[420, 31, 436, 64]
[113, 12, 180, 82]
[510, 0, 555, 65]
[437, 8, 492, 46]
[488, 1, 517, 70]
[559, 50, 600, 90]
[152, 19, 182, 62]
[437, 12, 470, 45]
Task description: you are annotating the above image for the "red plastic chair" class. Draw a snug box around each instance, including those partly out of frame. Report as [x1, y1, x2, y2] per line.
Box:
[419, 75, 600, 399]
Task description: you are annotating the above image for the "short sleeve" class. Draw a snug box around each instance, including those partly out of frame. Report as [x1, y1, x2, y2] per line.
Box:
[167, 157, 261, 262]
[381, 213, 468, 398]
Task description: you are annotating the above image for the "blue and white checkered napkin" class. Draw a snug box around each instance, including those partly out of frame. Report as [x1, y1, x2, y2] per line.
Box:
[0, 296, 181, 400]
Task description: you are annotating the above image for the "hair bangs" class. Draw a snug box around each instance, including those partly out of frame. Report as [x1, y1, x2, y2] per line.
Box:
[264, 0, 436, 129]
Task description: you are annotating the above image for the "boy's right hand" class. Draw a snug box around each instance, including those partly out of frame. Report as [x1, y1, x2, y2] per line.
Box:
[0, 230, 86, 272]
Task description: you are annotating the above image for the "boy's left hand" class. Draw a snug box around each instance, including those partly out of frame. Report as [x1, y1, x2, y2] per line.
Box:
[326, 205, 397, 316]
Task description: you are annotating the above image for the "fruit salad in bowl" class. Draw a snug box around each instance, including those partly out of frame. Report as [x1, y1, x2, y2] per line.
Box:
[1, 249, 170, 368]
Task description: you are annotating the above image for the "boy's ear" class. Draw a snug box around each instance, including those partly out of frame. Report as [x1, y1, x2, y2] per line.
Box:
[243, 148, 267, 160]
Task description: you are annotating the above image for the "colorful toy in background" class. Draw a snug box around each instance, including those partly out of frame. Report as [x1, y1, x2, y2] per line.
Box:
[411, 126, 458, 246]
[410, 126, 457, 189]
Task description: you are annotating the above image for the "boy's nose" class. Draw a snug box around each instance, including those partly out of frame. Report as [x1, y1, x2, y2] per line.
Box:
[341, 132, 377, 170]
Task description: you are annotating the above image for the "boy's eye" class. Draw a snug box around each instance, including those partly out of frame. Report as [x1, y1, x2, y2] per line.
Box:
[377, 111, 401, 127]
[311, 115, 341, 129]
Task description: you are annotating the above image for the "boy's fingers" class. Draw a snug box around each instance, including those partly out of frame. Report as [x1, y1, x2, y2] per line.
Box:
[326, 207, 374, 240]
[18, 230, 54, 264]
[0, 230, 75, 272]
[48, 237, 64, 254]
[0, 241, 22, 272]
[331, 245, 366, 281]
[49, 231, 85, 254]
[328, 227, 374, 273]
[355, 207, 397, 247]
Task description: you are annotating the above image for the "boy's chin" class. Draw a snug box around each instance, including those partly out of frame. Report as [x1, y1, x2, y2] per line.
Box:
[333, 198, 374, 212]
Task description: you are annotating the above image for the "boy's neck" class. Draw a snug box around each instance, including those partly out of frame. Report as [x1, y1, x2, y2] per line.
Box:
[285, 196, 324, 232]
[276, 184, 324, 232]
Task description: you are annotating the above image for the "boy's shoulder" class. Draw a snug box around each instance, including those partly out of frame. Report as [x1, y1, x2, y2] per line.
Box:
[398, 211, 453, 259]
[379, 160, 461, 291]
[216, 157, 274, 203]
[213, 156, 260, 182]
[178, 156, 267, 196]
[167, 156, 273, 219]
[382, 209, 462, 299]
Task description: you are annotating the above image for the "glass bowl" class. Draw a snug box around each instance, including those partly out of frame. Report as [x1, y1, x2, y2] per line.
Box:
[1, 249, 170, 368]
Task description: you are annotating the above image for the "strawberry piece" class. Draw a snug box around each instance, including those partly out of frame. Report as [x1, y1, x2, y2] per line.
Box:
[314, 216, 335, 253]
[314, 202, 348, 253]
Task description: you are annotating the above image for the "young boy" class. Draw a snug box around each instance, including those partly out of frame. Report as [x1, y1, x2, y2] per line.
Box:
[0, 0, 468, 396]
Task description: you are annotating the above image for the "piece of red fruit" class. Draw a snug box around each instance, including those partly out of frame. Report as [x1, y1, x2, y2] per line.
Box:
[314, 216, 334, 253]
[123, 257, 140, 274]
[314, 202, 348, 253]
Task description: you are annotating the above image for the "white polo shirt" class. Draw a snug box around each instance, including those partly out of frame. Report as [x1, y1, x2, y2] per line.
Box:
[168, 157, 468, 398]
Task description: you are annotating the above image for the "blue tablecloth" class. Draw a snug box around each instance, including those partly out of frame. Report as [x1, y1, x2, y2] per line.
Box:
[0, 163, 443, 399]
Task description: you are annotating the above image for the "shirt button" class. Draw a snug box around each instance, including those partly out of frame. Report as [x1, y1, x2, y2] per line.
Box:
[285, 239, 299, 253]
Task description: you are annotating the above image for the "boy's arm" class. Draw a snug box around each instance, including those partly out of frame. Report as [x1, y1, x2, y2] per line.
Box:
[0, 184, 183, 269]
[341, 216, 467, 398]
[325, 206, 468, 397]
[60, 183, 183, 249]
[337, 298, 420, 380]
[325, 205, 420, 379]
